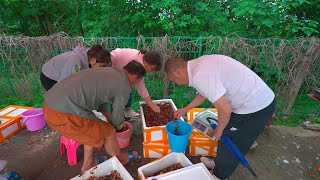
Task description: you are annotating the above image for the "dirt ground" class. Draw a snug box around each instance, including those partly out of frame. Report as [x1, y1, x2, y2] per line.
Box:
[0, 125, 319, 180]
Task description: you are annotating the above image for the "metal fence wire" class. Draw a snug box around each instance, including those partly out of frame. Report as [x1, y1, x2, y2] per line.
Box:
[0, 33, 319, 116]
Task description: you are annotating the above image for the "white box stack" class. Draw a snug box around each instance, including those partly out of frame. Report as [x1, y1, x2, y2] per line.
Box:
[140, 99, 184, 158]
[151, 163, 219, 180]
[70, 156, 133, 180]
[137, 152, 192, 180]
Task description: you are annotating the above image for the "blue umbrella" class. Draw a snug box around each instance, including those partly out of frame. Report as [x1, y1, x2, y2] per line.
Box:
[206, 117, 257, 177]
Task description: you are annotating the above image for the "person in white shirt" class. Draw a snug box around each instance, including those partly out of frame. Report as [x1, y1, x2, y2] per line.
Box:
[164, 55, 276, 179]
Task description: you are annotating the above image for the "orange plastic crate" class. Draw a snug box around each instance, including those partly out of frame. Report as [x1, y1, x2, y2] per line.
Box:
[0, 105, 33, 143]
[187, 108, 218, 156]
[186, 108, 218, 124]
[189, 138, 218, 156]
[187, 108, 218, 138]
[143, 141, 172, 158]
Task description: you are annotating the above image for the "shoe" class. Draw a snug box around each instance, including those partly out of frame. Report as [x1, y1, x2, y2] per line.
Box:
[125, 108, 139, 118]
[250, 141, 258, 150]
[200, 157, 215, 169]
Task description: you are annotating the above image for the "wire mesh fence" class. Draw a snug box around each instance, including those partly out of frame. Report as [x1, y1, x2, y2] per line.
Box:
[0, 33, 319, 117]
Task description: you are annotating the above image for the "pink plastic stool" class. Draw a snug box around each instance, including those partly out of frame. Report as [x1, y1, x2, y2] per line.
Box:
[60, 135, 82, 166]
[60, 135, 103, 166]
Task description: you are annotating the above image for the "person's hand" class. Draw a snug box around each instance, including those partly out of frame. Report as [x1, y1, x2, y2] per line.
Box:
[213, 129, 223, 140]
[151, 104, 160, 113]
[174, 108, 188, 119]
[116, 123, 124, 131]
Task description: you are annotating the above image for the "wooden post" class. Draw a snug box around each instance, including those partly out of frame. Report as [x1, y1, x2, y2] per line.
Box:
[162, 36, 169, 99]
[281, 39, 319, 115]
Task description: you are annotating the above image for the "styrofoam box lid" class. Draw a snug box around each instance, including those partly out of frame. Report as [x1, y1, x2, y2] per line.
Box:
[70, 156, 133, 180]
[138, 152, 193, 179]
[149, 163, 219, 180]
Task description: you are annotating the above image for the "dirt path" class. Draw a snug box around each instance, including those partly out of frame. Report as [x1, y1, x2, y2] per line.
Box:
[0, 126, 319, 180]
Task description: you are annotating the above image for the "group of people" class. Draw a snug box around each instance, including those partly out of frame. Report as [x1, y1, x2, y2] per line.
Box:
[41, 44, 275, 179]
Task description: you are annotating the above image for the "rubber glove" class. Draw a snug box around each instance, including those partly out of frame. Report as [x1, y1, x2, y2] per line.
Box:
[116, 123, 124, 130]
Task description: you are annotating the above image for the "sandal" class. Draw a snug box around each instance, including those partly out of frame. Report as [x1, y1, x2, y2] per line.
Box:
[97, 156, 107, 164]
[124, 151, 141, 165]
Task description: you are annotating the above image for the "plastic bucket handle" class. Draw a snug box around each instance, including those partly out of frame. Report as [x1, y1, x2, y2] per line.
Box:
[22, 112, 43, 123]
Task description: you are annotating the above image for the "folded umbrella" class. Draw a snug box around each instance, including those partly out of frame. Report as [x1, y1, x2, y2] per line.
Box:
[207, 117, 257, 177]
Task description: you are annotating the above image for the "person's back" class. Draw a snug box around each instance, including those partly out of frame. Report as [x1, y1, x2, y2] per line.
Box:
[42, 46, 89, 81]
[111, 48, 142, 68]
[45, 67, 131, 122]
[189, 54, 275, 114]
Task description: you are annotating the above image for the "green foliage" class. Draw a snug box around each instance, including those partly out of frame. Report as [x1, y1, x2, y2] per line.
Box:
[1, 0, 318, 37]
[232, 0, 319, 37]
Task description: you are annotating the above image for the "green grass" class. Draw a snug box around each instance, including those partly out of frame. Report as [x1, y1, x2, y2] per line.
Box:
[1, 76, 319, 127]
[0, 95, 44, 109]
[272, 94, 320, 126]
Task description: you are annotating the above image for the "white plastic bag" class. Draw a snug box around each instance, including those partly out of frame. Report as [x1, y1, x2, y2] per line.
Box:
[0, 175, 7, 180]
[0, 160, 7, 172]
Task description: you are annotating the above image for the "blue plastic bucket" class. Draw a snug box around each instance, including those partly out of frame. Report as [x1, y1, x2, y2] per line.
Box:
[166, 120, 192, 152]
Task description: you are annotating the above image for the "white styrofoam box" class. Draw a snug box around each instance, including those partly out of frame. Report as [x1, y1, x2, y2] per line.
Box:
[6, 108, 28, 117]
[1, 123, 18, 137]
[143, 142, 172, 158]
[0, 107, 15, 116]
[138, 152, 192, 180]
[140, 99, 184, 143]
[150, 163, 219, 180]
[70, 156, 133, 180]
[0, 118, 10, 124]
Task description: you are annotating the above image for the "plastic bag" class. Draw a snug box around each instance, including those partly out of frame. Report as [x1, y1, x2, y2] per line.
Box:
[0, 160, 7, 172]
[2, 172, 22, 180]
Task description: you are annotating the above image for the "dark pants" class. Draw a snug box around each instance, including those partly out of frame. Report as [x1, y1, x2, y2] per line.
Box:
[40, 72, 57, 91]
[213, 99, 276, 179]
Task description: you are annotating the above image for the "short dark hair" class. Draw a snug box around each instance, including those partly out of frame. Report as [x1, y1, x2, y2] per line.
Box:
[87, 44, 111, 64]
[140, 50, 162, 71]
[123, 60, 146, 78]
[164, 57, 186, 74]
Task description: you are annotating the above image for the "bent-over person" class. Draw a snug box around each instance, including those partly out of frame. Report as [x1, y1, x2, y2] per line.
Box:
[43, 61, 145, 173]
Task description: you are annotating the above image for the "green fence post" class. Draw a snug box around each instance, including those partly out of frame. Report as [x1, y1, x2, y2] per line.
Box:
[198, 36, 203, 58]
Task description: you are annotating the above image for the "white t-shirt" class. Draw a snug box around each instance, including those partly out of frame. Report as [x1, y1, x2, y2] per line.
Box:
[188, 55, 275, 114]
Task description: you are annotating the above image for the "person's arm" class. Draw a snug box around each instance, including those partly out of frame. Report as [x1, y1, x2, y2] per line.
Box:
[136, 78, 160, 112]
[191, 72, 228, 139]
[111, 95, 129, 128]
[98, 103, 112, 121]
[144, 96, 160, 113]
[212, 96, 233, 140]
[174, 93, 206, 119]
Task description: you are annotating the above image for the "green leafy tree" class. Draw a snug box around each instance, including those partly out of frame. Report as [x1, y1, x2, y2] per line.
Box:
[0, 0, 319, 37]
[231, 0, 319, 37]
